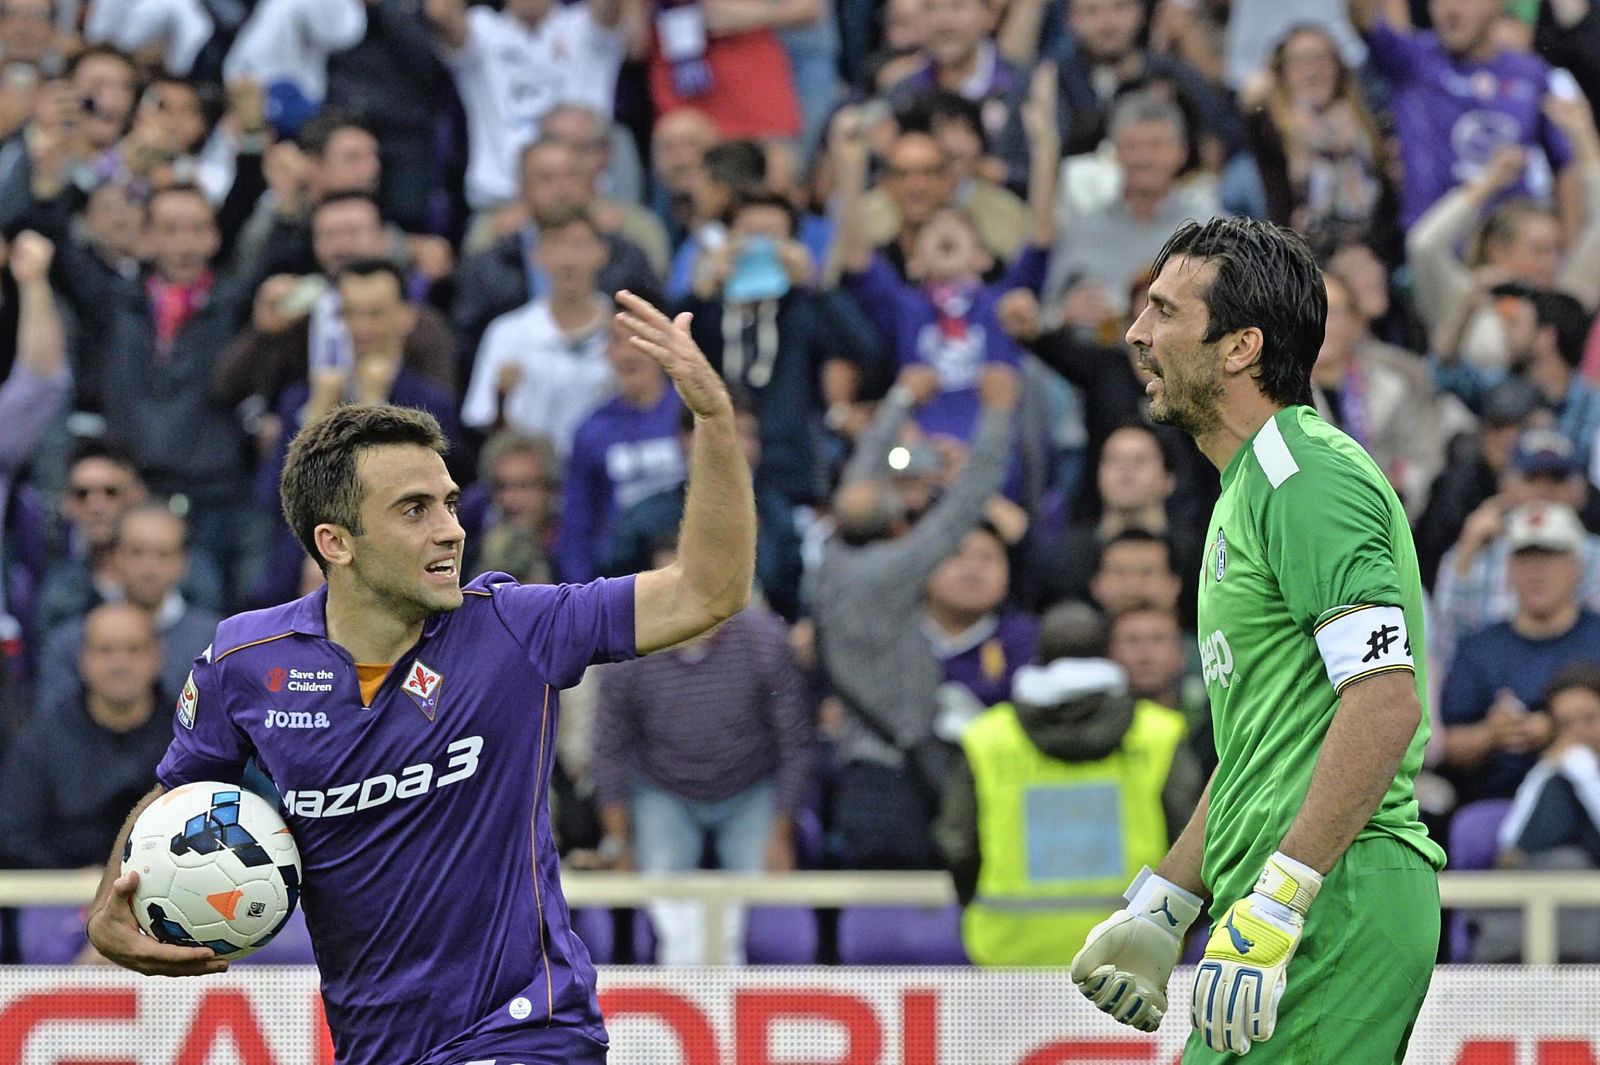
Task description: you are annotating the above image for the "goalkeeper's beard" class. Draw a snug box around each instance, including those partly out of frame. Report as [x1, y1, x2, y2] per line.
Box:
[1146, 359, 1226, 441]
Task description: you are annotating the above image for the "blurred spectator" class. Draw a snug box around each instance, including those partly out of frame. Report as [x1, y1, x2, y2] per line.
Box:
[687, 190, 874, 504]
[82, 0, 225, 80]
[649, 107, 720, 249]
[935, 601, 1201, 965]
[558, 328, 685, 584]
[242, 113, 384, 279]
[861, 0, 930, 92]
[1415, 377, 1542, 587]
[1440, 500, 1600, 804]
[36, 502, 220, 712]
[1493, 287, 1600, 472]
[924, 522, 1038, 713]
[1, 0, 67, 74]
[645, 0, 805, 143]
[1535, 0, 1600, 117]
[860, 95, 1030, 268]
[833, 83, 1056, 447]
[665, 139, 767, 303]
[885, 0, 1030, 191]
[590, 541, 811, 964]
[1434, 429, 1600, 665]
[1089, 527, 1184, 617]
[1410, 97, 1600, 376]
[1241, 24, 1388, 239]
[453, 138, 659, 370]
[1109, 602, 1192, 712]
[544, 102, 672, 278]
[1311, 270, 1448, 516]
[807, 363, 1017, 869]
[224, 0, 367, 137]
[0, 602, 173, 870]
[325, 0, 452, 235]
[1029, 423, 1202, 613]
[464, 430, 560, 584]
[426, 0, 627, 230]
[1222, 0, 1365, 92]
[1043, 91, 1224, 332]
[1349, 0, 1578, 230]
[461, 207, 615, 456]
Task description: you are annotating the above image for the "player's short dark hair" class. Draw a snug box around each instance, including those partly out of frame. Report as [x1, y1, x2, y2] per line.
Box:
[1099, 527, 1175, 570]
[334, 256, 407, 293]
[1151, 218, 1326, 409]
[280, 405, 449, 573]
[1544, 659, 1600, 709]
[300, 109, 371, 158]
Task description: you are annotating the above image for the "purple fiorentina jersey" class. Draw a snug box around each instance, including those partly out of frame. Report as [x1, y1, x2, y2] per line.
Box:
[156, 571, 637, 1065]
[1366, 22, 1571, 226]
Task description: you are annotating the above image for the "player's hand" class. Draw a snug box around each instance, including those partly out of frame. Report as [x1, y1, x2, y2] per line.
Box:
[1071, 868, 1202, 1032]
[1191, 852, 1323, 1054]
[85, 871, 231, 977]
[614, 290, 732, 419]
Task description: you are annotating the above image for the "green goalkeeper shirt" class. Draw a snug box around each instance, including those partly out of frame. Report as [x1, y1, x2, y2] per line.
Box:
[1196, 406, 1446, 915]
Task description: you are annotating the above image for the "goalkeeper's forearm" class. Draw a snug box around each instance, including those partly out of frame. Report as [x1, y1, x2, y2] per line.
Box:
[1154, 772, 1211, 898]
[1280, 670, 1420, 873]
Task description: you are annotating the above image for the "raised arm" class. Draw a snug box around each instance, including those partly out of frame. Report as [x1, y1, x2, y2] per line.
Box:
[616, 292, 756, 654]
[1547, 95, 1600, 309]
[1022, 62, 1061, 250]
[1407, 145, 1526, 340]
[826, 106, 874, 278]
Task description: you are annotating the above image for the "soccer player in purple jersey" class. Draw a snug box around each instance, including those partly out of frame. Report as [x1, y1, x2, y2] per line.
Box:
[84, 291, 756, 1065]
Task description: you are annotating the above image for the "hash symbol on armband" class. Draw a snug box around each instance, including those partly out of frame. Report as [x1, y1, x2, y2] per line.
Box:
[1363, 624, 1399, 662]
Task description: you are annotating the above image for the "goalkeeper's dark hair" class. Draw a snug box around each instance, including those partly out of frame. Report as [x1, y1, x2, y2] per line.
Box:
[280, 405, 449, 573]
[1151, 218, 1327, 409]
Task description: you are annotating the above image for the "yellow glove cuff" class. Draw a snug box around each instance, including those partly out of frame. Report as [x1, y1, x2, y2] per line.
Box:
[1254, 851, 1323, 916]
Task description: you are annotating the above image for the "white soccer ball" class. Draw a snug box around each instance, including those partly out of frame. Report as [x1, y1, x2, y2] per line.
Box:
[121, 781, 302, 960]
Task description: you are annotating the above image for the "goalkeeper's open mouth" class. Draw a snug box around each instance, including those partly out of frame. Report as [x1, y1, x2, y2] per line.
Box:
[1135, 349, 1163, 394]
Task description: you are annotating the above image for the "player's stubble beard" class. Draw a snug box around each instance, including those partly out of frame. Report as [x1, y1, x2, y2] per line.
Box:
[1144, 341, 1226, 441]
[349, 538, 464, 625]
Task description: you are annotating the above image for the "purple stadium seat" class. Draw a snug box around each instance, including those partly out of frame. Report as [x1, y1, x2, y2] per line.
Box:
[235, 908, 316, 965]
[573, 908, 616, 964]
[837, 905, 969, 965]
[1447, 798, 1514, 961]
[632, 909, 657, 964]
[745, 906, 819, 964]
[17, 905, 87, 964]
[793, 808, 824, 869]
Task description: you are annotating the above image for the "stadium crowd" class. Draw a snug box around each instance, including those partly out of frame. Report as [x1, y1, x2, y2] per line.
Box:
[0, 0, 1598, 966]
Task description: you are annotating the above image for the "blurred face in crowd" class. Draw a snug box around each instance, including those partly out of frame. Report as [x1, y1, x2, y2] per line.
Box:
[1430, 0, 1499, 56]
[73, 52, 136, 150]
[0, 0, 55, 66]
[1127, 255, 1226, 438]
[145, 188, 219, 285]
[316, 126, 381, 198]
[490, 448, 555, 532]
[1114, 117, 1186, 200]
[1510, 547, 1580, 623]
[1276, 28, 1342, 110]
[1098, 426, 1172, 514]
[534, 217, 607, 300]
[1109, 607, 1186, 701]
[506, 0, 556, 26]
[1091, 539, 1181, 614]
[910, 207, 989, 283]
[883, 132, 955, 227]
[884, 0, 929, 50]
[926, 528, 1010, 619]
[730, 202, 795, 243]
[85, 181, 141, 261]
[542, 105, 609, 190]
[66, 457, 143, 550]
[1327, 242, 1388, 323]
[522, 141, 588, 220]
[933, 116, 983, 186]
[607, 333, 664, 405]
[1504, 467, 1587, 511]
[1313, 274, 1360, 387]
[338, 270, 415, 362]
[1550, 683, 1600, 754]
[1069, 0, 1143, 63]
[111, 508, 186, 611]
[80, 604, 162, 713]
[924, 0, 991, 70]
[312, 197, 388, 275]
[139, 79, 206, 155]
[653, 108, 719, 196]
[1488, 212, 1562, 290]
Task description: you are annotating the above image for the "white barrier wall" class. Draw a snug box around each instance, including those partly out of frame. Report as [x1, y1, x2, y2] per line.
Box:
[1, 966, 1597, 1064]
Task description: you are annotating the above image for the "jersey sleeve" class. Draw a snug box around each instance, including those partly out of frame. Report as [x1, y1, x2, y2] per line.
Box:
[1362, 21, 1420, 80]
[155, 649, 254, 788]
[491, 574, 639, 689]
[1256, 445, 1415, 692]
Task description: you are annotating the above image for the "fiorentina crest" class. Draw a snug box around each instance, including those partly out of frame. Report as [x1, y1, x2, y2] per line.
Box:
[401, 660, 443, 721]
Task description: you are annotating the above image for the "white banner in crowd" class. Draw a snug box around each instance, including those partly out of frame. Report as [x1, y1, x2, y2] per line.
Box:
[0, 965, 1597, 1064]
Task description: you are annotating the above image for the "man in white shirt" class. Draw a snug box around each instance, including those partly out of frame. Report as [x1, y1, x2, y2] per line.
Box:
[426, 0, 628, 216]
[462, 207, 617, 456]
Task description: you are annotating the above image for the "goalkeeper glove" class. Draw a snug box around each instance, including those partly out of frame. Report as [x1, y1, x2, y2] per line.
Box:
[1071, 867, 1204, 1032]
[1191, 851, 1324, 1055]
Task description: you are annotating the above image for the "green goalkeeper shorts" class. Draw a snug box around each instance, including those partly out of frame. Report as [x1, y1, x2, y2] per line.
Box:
[1181, 835, 1440, 1065]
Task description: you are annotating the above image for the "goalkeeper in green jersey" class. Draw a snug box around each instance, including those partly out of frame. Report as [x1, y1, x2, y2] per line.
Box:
[1070, 218, 1445, 1061]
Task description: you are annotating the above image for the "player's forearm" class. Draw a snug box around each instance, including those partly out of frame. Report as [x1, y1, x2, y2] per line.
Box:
[93, 784, 165, 906]
[1154, 772, 1210, 897]
[1279, 672, 1420, 873]
[675, 409, 757, 620]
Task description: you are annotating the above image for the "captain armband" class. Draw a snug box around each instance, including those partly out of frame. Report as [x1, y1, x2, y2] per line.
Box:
[1312, 604, 1414, 695]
